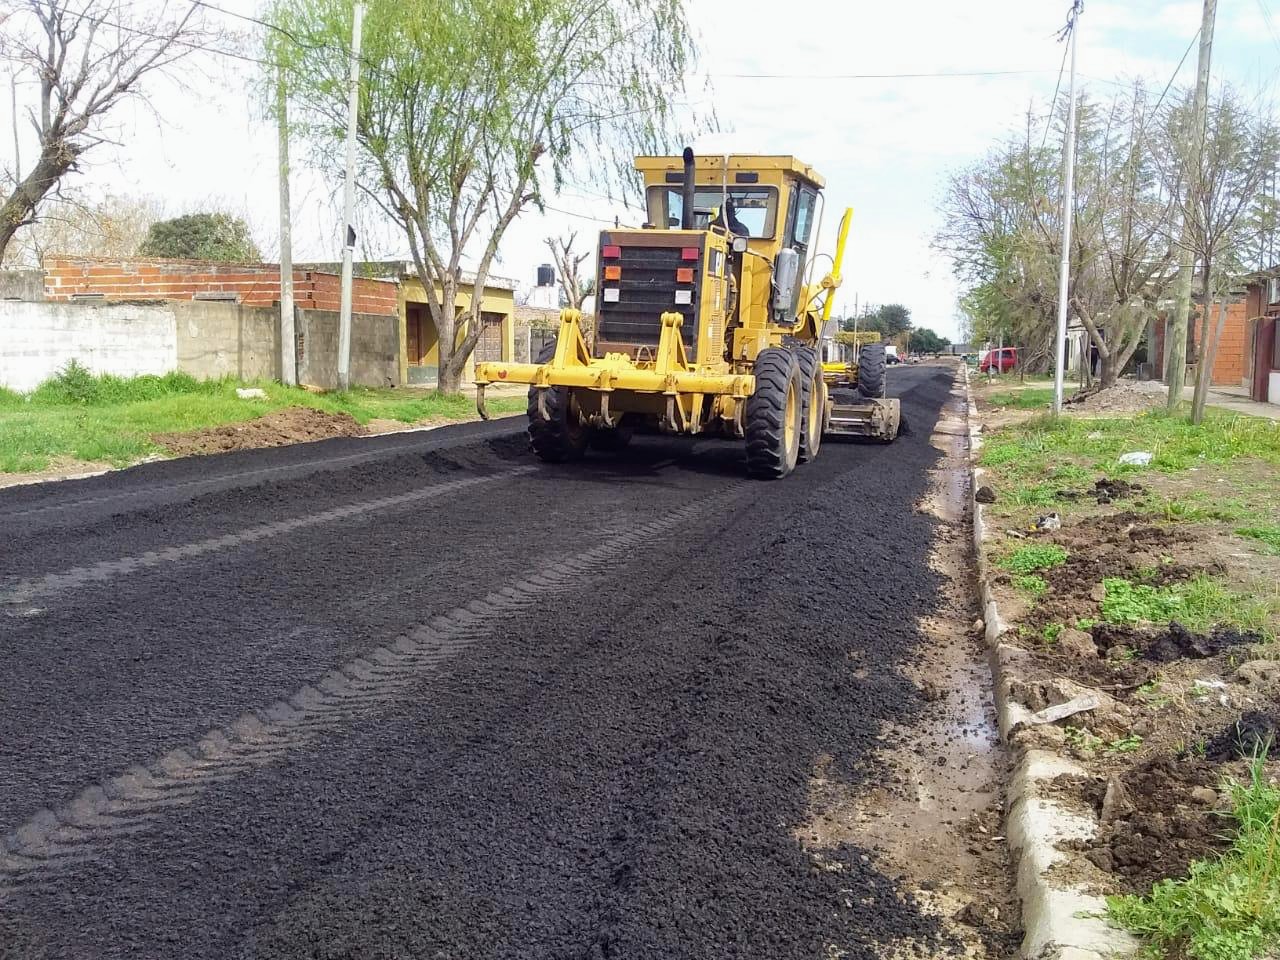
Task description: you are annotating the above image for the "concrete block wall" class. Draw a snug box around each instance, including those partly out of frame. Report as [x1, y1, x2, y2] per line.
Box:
[0, 300, 176, 391]
[297, 309, 399, 390]
[0, 299, 399, 392]
[173, 300, 280, 382]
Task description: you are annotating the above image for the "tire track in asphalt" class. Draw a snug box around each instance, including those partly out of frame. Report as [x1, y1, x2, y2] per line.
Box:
[0, 480, 750, 893]
[0, 467, 536, 610]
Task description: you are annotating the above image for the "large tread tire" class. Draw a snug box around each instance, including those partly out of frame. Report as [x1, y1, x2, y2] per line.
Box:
[795, 345, 823, 463]
[745, 347, 802, 480]
[857, 342, 887, 399]
[527, 339, 587, 462]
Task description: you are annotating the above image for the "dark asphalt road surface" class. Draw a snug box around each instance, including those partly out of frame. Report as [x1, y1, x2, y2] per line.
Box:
[1, 365, 959, 959]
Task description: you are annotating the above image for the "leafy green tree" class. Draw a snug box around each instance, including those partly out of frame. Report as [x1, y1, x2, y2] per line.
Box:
[909, 328, 947, 354]
[138, 213, 261, 262]
[273, 0, 701, 394]
[868, 303, 912, 337]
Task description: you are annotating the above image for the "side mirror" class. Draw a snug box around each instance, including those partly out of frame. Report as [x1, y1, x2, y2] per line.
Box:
[732, 237, 748, 253]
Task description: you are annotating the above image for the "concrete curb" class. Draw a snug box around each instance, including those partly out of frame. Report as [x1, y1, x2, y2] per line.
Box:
[961, 366, 1137, 960]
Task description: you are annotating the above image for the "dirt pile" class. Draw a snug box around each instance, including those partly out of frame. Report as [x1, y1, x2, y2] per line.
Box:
[1065, 757, 1230, 894]
[1202, 711, 1280, 761]
[1064, 382, 1162, 414]
[153, 407, 366, 456]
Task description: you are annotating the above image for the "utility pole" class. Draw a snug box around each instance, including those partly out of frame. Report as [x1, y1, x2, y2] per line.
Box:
[1052, 0, 1082, 415]
[336, 1, 365, 392]
[276, 62, 296, 386]
[1166, 0, 1217, 413]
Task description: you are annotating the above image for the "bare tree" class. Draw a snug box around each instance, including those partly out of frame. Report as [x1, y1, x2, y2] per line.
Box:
[1155, 87, 1276, 420]
[0, 0, 215, 259]
[546, 230, 590, 311]
[1, 190, 162, 265]
[1072, 86, 1180, 390]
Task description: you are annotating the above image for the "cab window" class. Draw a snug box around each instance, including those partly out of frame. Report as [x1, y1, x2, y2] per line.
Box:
[647, 186, 778, 238]
[790, 187, 817, 248]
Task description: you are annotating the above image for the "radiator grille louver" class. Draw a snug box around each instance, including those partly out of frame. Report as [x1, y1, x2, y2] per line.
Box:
[597, 246, 698, 357]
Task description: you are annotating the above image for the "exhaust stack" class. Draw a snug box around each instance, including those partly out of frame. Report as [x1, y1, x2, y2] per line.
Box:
[680, 147, 696, 230]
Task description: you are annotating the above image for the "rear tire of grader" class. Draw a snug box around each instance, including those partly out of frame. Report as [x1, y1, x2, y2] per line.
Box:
[856, 342, 887, 399]
[745, 347, 803, 479]
[795, 346, 824, 463]
[527, 339, 588, 462]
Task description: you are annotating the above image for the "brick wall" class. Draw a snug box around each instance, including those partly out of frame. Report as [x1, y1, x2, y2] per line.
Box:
[42, 256, 399, 317]
[1209, 301, 1248, 386]
[1153, 300, 1249, 386]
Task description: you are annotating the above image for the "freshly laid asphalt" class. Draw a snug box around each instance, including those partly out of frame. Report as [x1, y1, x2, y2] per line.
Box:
[1, 364, 959, 959]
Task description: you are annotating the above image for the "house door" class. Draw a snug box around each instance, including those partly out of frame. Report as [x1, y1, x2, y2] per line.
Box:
[407, 305, 422, 364]
[475, 312, 504, 363]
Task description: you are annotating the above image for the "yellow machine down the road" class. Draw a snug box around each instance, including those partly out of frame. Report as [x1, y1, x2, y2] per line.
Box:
[474, 150, 900, 479]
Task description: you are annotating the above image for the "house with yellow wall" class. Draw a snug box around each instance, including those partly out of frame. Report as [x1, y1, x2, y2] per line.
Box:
[397, 271, 516, 386]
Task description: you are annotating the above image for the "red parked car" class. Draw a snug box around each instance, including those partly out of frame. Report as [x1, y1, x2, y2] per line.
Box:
[979, 347, 1018, 373]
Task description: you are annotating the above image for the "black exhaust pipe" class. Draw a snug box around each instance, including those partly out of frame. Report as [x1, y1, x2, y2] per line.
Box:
[680, 147, 695, 230]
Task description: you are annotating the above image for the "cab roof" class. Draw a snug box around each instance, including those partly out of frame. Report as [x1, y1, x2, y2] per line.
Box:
[633, 154, 825, 189]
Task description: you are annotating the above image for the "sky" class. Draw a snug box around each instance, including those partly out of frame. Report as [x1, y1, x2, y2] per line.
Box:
[6, 0, 1280, 341]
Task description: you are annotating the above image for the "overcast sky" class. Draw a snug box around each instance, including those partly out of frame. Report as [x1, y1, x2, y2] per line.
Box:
[6, 0, 1280, 340]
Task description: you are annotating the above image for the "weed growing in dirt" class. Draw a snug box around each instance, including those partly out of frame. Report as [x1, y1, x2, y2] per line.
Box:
[1065, 726, 1103, 755]
[1136, 681, 1172, 708]
[1013, 574, 1049, 597]
[1107, 751, 1280, 960]
[1000, 544, 1069, 574]
[1098, 576, 1277, 636]
[1043, 623, 1064, 643]
[1108, 734, 1144, 754]
[1102, 578, 1185, 624]
[1156, 497, 1252, 523]
[1238, 526, 1280, 555]
[1007, 483, 1061, 506]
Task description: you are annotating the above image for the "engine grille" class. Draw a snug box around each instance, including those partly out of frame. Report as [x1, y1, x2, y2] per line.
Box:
[597, 245, 699, 358]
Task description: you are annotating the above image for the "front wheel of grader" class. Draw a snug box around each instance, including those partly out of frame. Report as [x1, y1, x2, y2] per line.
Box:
[856, 342, 887, 398]
[795, 346, 824, 463]
[745, 347, 804, 480]
[527, 339, 588, 462]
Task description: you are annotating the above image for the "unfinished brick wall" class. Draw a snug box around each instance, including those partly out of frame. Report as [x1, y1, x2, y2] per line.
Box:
[42, 256, 399, 317]
[1210, 301, 1248, 386]
[1154, 301, 1249, 386]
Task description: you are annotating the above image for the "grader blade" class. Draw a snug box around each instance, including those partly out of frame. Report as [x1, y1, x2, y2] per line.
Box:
[825, 397, 901, 442]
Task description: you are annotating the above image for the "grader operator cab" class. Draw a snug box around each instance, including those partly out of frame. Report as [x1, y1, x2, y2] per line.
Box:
[474, 149, 900, 479]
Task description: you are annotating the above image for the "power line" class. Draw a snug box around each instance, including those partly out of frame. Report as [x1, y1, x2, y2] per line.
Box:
[1256, 0, 1280, 58]
[1040, 21, 1073, 152]
[1152, 27, 1201, 114]
[708, 68, 1047, 80]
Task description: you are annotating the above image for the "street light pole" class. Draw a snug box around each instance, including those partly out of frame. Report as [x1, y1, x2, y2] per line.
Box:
[336, 1, 365, 392]
[1052, 1, 1081, 415]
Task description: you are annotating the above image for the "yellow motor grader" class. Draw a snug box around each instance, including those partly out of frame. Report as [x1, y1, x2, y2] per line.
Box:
[474, 149, 900, 479]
